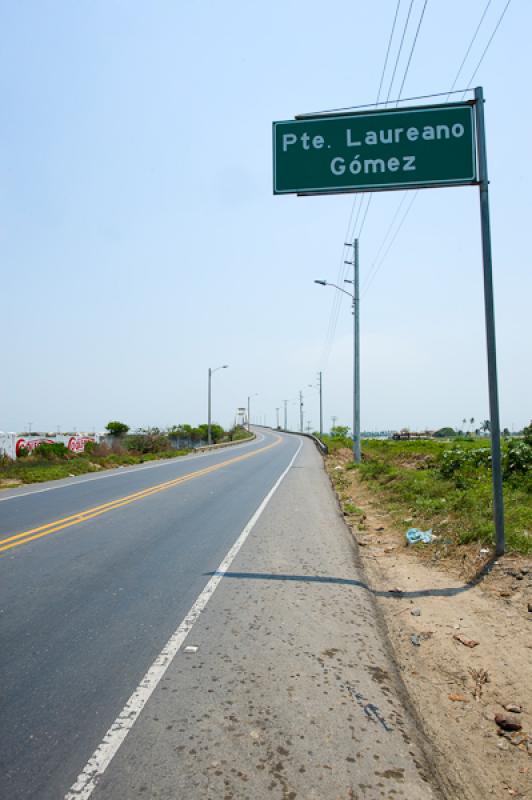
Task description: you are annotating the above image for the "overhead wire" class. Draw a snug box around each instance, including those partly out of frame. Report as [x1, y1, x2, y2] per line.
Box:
[319, 0, 428, 370]
[362, 0, 513, 298]
[360, 193, 410, 293]
[298, 87, 473, 117]
[319, 0, 403, 371]
[375, 0, 403, 104]
[462, 0, 512, 94]
[385, 0, 415, 103]
[396, 0, 429, 101]
[362, 192, 418, 296]
[447, 0, 493, 97]
[358, 0, 427, 241]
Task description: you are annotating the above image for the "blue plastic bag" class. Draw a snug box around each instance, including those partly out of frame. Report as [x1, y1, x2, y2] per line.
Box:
[406, 527, 433, 545]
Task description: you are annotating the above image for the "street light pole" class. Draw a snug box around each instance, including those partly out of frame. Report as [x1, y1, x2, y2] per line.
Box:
[314, 238, 361, 463]
[318, 371, 323, 438]
[207, 368, 212, 444]
[207, 364, 228, 445]
[247, 393, 258, 433]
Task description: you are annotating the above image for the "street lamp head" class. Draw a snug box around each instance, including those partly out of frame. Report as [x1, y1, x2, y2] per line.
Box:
[314, 280, 327, 286]
[222, 365, 229, 369]
[344, 260, 353, 265]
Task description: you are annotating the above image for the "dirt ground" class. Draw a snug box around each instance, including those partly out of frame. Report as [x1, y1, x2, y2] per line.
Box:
[326, 450, 532, 800]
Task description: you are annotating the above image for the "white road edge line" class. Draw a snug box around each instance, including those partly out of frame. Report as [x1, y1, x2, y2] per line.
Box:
[65, 439, 303, 800]
[0, 432, 265, 503]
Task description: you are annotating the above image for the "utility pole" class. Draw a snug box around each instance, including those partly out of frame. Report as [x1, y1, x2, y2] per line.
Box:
[283, 400, 288, 431]
[331, 415, 337, 432]
[276, 407, 280, 429]
[354, 238, 361, 463]
[343, 239, 361, 463]
[299, 391, 304, 433]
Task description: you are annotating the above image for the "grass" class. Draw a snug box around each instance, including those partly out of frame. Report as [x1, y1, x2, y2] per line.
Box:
[0, 448, 191, 486]
[0, 428, 256, 488]
[339, 438, 532, 555]
[343, 501, 365, 516]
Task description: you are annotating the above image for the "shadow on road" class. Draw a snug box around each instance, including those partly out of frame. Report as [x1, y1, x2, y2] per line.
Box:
[206, 557, 497, 600]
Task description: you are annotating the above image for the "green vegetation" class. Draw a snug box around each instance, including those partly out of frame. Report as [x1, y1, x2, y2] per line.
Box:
[105, 420, 130, 436]
[433, 426, 457, 438]
[319, 426, 353, 453]
[167, 423, 225, 445]
[347, 436, 532, 555]
[0, 424, 253, 487]
[343, 501, 365, 516]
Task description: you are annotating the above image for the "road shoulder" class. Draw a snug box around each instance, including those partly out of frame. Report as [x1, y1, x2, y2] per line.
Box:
[327, 450, 532, 800]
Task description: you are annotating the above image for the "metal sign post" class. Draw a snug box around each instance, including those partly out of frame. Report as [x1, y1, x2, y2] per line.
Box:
[273, 87, 505, 554]
[474, 87, 505, 556]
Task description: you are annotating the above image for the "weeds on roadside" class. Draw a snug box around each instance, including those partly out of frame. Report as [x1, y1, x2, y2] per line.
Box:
[342, 438, 531, 555]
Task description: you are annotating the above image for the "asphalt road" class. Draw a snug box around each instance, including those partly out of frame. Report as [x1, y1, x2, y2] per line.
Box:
[0, 430, 440, 799]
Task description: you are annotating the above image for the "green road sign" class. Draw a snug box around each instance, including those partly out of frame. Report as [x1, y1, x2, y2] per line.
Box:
[273, 103, 477, 195]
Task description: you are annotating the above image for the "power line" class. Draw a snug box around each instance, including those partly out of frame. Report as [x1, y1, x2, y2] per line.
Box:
[362, 191, 418, 296]
[462, 0, 513, 94]
[447, 0, 493, 97]
[356, 194, 373, 239]
[357, 1, 428, 241]
[297, 87, 472, 117]
[396, 0, 429, 102]
[319, 0, 428, 367]
[361, 193, 410, 292]
[362, 0, 513, 297]
[319, 0, 407, 371]
[385, 0, 415, 103]
[375, 0, 402, 103]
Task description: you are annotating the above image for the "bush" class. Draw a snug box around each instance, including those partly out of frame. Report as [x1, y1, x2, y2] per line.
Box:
[439, 440, 532, 482]
[125, 433, 170, 454]
[504, 439, 532, 477]
[228, 426, 252, 441]
[439, 446, 491, 478]
[33, 442, 70, 460]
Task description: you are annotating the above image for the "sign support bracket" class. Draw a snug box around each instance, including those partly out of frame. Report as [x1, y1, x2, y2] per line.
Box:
[474, 86, 505, 556]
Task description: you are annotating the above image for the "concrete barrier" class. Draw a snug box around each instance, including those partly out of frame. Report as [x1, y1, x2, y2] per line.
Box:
[193, 433, 256, 454]
[253, 426, 328, 455]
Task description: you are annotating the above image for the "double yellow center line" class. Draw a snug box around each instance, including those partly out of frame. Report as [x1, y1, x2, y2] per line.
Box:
[0, 436, 282, 555]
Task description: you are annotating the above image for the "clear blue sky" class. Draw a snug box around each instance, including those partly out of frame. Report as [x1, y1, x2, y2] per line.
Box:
[1, 1, 529, 434]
